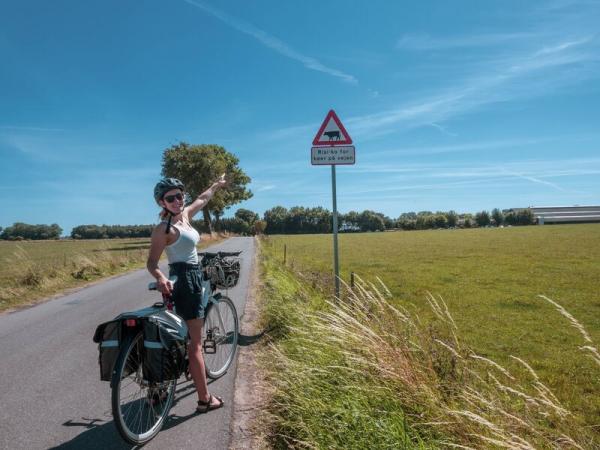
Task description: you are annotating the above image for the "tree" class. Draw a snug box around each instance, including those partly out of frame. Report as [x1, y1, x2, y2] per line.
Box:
[492, 208, 504, 227]
[219, 217, 251, 235]
[264, 206, 288, 234]
[397, 212, 417, 230]
[517, 208, 535, 225]
[382, 215, 395, 230]
[234, 208, 259, 226]
[434, 214, 448, 229]
[447, 210, 458, 228]
[161, 143, 252, 232]
[475, 210, 491, 227]
[341, 211, 360, 232]
[358, 210, 385, 232]
[253, 220, 267, 235]
[1, 222, 62, 240]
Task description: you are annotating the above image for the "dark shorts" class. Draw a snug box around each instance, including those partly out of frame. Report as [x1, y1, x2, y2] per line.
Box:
[168, 263, 208, 321]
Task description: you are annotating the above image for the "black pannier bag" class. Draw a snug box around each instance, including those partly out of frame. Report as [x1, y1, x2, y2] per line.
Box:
[203, 257, 240, 289]
[219, 258, 240, 289]
[93, 306, 188, 383]
[142, 310, 187, 383]
[93, 320, 121, 382]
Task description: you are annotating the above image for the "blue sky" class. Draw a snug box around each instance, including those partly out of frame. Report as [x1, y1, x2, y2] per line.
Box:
[1, 0, 599, 234]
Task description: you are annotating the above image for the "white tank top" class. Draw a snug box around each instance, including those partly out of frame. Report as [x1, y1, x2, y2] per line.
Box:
[164, 222, 200, 264]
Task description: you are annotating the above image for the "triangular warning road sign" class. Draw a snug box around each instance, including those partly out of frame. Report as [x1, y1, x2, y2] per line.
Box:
[312, 110, 353, 146]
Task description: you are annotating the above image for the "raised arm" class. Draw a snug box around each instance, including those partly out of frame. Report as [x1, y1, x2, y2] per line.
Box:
[185, 174, 229, 219]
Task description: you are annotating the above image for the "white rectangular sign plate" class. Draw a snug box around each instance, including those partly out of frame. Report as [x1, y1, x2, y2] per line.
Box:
[311, 146, 355, 165]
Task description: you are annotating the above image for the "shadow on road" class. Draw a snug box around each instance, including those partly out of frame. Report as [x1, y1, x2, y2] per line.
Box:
[51, 380, 218, 449]
[238, 329, 269, 347]
[49, 418, 133, 450]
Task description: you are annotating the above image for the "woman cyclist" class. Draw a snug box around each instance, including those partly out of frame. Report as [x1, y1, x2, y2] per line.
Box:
[147, 175, 228, 413]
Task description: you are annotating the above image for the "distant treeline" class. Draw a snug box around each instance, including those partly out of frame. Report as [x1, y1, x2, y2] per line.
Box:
[228, 206, 536, 235]
[0, 223, 62, 240]
[1, 207, 536, 240]
[70, 224, 155, 239]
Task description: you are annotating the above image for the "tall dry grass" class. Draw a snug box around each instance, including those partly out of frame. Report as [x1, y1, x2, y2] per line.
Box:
[0, 232, 225, 310]
[261, 267, 599, 449]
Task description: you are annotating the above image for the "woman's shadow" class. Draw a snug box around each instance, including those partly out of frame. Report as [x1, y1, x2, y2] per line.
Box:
[52, 329, 268, 449]
[49, 381, 201, 450]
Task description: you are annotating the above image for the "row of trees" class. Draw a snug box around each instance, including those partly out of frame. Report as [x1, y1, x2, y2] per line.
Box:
[0, 223, 62, 240]
[70, 225, 155, 239]
[0, 208, 537, 240]
[396, 208, 535, 230]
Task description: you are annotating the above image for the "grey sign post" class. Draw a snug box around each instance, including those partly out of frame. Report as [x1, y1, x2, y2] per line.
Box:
[311, 110, 355, 299]
[331, 164, 340, 297]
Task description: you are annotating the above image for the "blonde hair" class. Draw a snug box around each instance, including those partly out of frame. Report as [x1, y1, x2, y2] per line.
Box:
[159, 208, 170, 221]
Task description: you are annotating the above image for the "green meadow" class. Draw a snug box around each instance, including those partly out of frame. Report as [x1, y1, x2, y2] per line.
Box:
[262, 224, 600, 432]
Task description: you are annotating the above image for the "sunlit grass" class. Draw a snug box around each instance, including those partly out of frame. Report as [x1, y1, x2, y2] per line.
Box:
[258, 234, 600, 448]
[261, 225, 600, 434]
[0, 233, 224, 311]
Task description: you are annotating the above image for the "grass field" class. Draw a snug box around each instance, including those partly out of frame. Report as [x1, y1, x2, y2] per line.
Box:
[261, 224, 600, 437]
[0, 234, 222, 312]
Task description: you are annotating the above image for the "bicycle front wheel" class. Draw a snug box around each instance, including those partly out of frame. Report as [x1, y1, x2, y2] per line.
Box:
[111, 332, 176, 445]
[203, 295, 239, 379]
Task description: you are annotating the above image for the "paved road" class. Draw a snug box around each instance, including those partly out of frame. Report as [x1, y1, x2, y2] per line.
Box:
[0, 237, 255, 450]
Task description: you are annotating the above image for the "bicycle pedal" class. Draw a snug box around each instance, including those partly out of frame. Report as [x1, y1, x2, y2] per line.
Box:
[203, 339, 216, 354]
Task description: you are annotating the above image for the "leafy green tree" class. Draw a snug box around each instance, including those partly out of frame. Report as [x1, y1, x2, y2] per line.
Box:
[161, 143, 252, 232]
[461, 214, 474, 228]
[397, 212, 417, 230]
[341, 211, 360, 232]
[382, 215, 395, 230]
[446, 210, 458, 228]
[517, 208, 535, 225]
[492, 208, 504, 226]
[1, 222, 62, 240]
[286, 206, 307, 234]
[358, 210, 385, 232]
[434, 214, 448, 229]
[219, 217, 251, 235]
[235, 208, 259, 226]
[253, 220, 267, 235]
[475, 210, 491, 227]
[264, 206, 288, 234]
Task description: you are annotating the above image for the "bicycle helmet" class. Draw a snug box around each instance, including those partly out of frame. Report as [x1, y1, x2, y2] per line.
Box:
[154, 178, 185, 204]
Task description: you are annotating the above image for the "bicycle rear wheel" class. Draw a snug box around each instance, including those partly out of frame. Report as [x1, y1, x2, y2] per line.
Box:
[111, 332, 176, 445]
[203, 295, 239, 379]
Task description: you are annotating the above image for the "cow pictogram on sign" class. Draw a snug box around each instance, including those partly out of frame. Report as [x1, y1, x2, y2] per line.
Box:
[312, 109, 353, 146]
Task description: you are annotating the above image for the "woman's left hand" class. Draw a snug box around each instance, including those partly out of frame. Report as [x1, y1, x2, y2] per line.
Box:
[215, 173, 230, 189]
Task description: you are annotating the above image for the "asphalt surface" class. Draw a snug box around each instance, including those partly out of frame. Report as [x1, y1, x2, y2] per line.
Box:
[0, 236, 255, 450]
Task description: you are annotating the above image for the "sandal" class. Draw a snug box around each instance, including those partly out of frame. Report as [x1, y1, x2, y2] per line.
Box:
[196, 394, 224, 414]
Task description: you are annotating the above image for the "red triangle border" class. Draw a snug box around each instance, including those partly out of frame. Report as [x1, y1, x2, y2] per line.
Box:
[312, 109, 353, 146]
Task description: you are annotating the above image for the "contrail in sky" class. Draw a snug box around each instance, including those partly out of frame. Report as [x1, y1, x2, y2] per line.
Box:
[183, 0, 358, 85]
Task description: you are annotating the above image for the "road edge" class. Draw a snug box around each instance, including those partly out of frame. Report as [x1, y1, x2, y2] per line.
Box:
[229, 237, 269, 450]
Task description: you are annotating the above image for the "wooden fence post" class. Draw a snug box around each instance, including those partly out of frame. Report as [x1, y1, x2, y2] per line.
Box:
[351, 271, 355, 289]
[283, 244, 287, 265]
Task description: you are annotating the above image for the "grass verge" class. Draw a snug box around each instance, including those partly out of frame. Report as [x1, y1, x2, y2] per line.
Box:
[263, 225, 600, 426]
[258, 239, 599, 449]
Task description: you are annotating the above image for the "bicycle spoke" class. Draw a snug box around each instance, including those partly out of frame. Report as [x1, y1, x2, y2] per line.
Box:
[112, 332, 176, 444]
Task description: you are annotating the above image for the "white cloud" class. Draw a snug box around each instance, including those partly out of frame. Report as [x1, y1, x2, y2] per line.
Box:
[396, 32, 536, 51]
[184, 0, 358, 85]
[253, 31, 598, 144]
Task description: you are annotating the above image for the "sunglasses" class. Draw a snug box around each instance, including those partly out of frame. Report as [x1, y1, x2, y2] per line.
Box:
[164, 193, 184, 203]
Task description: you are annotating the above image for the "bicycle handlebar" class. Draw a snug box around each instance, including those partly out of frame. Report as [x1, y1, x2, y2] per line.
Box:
[148, 275, 178, 291]
[198, 251, 242, 259]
